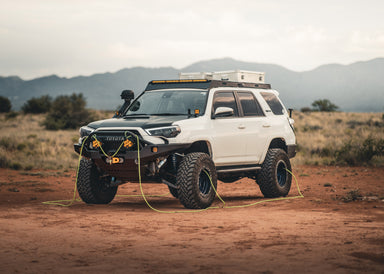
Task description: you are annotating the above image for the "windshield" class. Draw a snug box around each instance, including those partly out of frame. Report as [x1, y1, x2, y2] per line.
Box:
[124, 89, 208, 116]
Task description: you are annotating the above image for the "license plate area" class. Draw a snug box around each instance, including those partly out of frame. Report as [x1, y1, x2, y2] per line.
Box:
[105, 157, 125, 164]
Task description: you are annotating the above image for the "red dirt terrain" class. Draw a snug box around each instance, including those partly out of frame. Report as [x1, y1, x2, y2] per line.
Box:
[0, 165, 383, 273]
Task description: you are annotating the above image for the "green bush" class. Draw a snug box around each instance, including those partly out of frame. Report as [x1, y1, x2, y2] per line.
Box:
[336, 137, 384, 165]
[22, 95, 52, 113]
[43, 93, 94, 130]
[0, 96, 11, 113]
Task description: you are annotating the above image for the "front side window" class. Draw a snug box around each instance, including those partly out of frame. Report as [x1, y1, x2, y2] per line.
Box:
[212, 91, 239, 117]
[237, 92, 264, 116]
[125, 89, 208, 116]
[261, 92, 284, 115]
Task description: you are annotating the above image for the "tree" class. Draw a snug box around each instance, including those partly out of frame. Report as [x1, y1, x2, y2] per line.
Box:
[43, 93, 94, 130]
[22, 95, 52, 113]
[0, 96, 12, 113]
[311, 99, 339, 112]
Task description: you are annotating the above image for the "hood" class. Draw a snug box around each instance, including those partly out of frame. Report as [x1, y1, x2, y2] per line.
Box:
[87, 115, 189, 130]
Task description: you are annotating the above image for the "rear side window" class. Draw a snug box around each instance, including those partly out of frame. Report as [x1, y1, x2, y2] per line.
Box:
[212, 91, 239, 117]
[261, 92, 284, 115]
[237, 92, 264, 117]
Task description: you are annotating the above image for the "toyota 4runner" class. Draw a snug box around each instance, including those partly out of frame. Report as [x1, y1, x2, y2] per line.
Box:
[74, 70, 296, 209]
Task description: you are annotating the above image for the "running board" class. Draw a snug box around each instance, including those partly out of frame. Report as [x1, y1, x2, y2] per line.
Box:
[216, 165, 261, 173]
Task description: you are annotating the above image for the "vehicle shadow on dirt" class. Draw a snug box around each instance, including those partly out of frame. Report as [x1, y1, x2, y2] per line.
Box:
[65, 194, 278, 212]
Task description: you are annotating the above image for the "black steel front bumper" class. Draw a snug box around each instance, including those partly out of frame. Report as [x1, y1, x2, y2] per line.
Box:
[74, 142, 191, 162]
[74, 138, 191, 180]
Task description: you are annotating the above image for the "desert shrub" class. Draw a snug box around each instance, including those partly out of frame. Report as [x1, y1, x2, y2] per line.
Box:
[9, 162, 22, 170]
[336, 137, 384, 165]
[342, 189, 362, 202]
[5, 111, 19, 119]
[0, 137, 17, 150]
[302, 124, 322, 132]
[22, 95, 52, 114]
[16, 143, 27, 151]
[0, 155, 9, 168]
[43, 93, 94, 130]
[0, 96, 12, 113]
[346, 120, 365, 129]
[300, 107, 312, 113]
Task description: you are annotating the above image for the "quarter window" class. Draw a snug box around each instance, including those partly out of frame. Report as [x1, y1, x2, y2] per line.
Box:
[261, 92, 284, 115]
[237, 92, 264, 116]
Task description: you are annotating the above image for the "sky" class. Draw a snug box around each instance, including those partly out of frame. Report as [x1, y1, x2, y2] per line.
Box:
[0, 0, 383, 79]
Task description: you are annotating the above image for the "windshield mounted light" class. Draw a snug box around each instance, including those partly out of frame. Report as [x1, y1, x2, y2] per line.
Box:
[146, 126, 181, 138]
[79, 126, 95, 138]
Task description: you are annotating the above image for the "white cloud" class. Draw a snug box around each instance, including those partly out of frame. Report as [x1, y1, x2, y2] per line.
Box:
[348, 30, 384, 52]
[0, 0, 383, 78]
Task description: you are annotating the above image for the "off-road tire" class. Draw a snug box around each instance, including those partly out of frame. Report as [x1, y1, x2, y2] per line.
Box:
[77, 158, 118, 204]
[168, 186, 179, 198]
[177, 152, 217, 209]
[257, 148, 292, 198]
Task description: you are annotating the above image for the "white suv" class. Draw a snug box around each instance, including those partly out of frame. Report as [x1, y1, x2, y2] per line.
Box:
[74, 71, 296, 209]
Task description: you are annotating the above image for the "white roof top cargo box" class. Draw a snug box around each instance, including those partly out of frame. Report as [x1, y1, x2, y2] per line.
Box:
[179, 70, 265, 84]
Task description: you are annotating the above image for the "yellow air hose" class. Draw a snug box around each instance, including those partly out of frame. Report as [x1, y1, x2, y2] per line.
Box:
[43, 133, 304, 211]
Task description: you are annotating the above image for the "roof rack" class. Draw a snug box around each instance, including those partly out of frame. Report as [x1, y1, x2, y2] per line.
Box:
[179, 70, 265, 84]
[145, 79, 271, 91]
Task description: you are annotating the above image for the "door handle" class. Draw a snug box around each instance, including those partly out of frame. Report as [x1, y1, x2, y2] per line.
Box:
[263, 124, 271, 128]
[238, 125, 246, 129]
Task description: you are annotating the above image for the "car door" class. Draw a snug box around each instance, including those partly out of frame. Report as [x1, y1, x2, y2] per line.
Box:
[209, 91, 247, 165]
[235, 91, 269, 163]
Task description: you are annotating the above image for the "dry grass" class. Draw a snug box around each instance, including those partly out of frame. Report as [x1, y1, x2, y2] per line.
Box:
[0, 111, 111, 170]
[292, 112, 384, 166]
[1, 111, 383, 170]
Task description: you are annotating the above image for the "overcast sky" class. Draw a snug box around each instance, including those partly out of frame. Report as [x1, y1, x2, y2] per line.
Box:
[1, 0, 383, 79]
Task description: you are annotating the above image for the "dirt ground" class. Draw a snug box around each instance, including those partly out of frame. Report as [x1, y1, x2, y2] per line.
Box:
[0, 165, 383, 273]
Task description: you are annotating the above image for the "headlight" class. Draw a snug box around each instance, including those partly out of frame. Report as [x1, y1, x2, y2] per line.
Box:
[146, 126, 181, 138]
[79, 126, 95, 138]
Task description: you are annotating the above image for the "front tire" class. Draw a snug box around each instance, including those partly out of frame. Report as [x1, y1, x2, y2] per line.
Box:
[168, 186, 179, 198]
[177, 152, 217, 209]
[77, 158, 118, 204]
[256, 148, 292, 198]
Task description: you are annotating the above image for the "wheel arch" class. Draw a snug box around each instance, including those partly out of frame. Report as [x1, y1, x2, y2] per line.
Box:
[259, 138, 288, 164]
[184, 140, 212, 157]
[268, 138, 287, 153]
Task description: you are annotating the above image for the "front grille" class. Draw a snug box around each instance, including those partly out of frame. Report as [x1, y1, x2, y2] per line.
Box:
[92, 130, 141, 153]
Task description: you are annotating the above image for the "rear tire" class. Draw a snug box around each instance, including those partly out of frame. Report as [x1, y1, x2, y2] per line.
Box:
[77, 158, 118, 204]
[177, 152, 217, 209]
[257, 148, 292, 198]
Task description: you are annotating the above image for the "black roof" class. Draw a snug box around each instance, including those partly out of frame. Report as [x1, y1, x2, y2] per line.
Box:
[145, 79, 271, 91]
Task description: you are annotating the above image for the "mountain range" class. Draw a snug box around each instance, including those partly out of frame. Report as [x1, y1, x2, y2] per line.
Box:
[1, 57, 383, 112]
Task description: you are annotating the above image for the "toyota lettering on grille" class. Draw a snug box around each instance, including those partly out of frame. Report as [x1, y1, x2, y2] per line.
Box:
[103, 136, 126, 142]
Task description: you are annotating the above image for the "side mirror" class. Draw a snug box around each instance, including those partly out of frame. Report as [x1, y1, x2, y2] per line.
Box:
[213, 107, 234, 119]
[121, 90, 134, 101]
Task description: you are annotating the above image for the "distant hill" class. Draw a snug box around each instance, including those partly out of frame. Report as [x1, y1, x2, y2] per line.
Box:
[1, 57, 383, 112]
